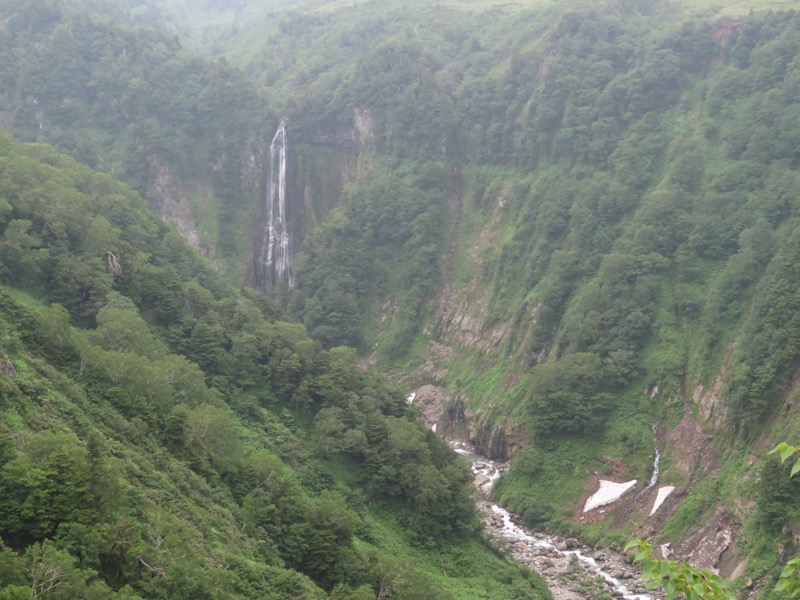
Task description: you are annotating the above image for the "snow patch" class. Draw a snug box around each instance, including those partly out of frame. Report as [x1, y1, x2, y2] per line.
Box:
[650, 486, 676, 516]
[584, 480, 637, 513]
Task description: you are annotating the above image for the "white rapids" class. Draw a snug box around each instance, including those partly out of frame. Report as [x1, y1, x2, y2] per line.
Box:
[454, 443, 652, 600]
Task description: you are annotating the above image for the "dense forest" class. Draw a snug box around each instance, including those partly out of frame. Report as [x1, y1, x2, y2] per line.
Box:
[0, 0, 274, 273]
[228, 2, 800, 596]
[0, 130, 550, 598]
[5, 0, 800, 597]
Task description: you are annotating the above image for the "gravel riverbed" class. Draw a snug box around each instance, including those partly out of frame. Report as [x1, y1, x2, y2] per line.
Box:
[458, 447, 663, 600]
[479, 501, 661, 599]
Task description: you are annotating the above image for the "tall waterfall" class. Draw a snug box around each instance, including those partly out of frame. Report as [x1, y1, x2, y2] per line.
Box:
[257, 120, 293, 290]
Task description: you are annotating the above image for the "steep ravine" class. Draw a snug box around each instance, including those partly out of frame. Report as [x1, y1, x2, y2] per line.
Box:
[451, 441, 659, 600]
[405, 390, 654, 598]
[407, 383, 748, 596]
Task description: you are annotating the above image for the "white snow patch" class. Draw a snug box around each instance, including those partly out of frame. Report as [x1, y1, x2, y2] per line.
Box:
[406, 392, 416, 404]
[650, 486, 675, 516]
[584, 480, 637, 513]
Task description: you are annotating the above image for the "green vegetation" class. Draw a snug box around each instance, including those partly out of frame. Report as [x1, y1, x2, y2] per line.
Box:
[627, 444, 800, 599]
[9, 0, 800, 595]
[0, 129, 550, 599]
[0, 0, 271, 276]
[766, 443, 800, 598]
[289, 163, 448, 358]
[625, 539, 736, 600]
[223, 2, 800, 593]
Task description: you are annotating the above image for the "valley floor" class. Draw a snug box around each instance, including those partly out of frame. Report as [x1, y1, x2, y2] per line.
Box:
[480, 502, 659, 600]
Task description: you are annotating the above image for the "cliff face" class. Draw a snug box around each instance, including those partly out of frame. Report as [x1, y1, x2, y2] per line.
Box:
[151, 157, 213, 259]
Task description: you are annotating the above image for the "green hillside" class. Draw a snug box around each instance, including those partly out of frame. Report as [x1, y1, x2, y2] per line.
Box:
[0, 0, 276, 278]
[8, 0, 800, 596]
[0, 128, 550, 599]
[220, 0, 800, 594]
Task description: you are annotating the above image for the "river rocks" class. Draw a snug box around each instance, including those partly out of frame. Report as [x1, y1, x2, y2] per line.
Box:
[451, 440, 664, 599]
[609, 569, 626, 579]
[479, 502, 664, 599]
[537, 557, 556, 569]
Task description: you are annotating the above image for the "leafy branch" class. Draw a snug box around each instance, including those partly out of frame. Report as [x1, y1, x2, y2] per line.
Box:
[623, 539, 736, 600]
[769, 443, 800, 597]
[769, 442, 800, 478]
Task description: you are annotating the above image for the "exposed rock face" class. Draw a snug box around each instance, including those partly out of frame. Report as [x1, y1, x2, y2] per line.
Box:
[692, 373, 729, 431]
[420, 341, 452, 382]
[408, 384, 448, 432]
[1, 360, 15, 377]
[665, 411, 719, 483]
[399, 141, 744, 592]
[353, 107, 374, 146]
[311, 107, 374, 148]
[473, 416, 509, 460]
[151, 157, 213, 259]
[676, 507, 737, 574]
[410, 379, 532, 461]
[411, 372, 743, 596]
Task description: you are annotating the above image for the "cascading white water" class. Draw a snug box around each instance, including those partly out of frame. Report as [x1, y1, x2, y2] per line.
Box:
[646, 424, 675, 515]
[454, 444, 652, 600]
[488, 505, 651, 600]
[258, 120, 293, 290]
[647, 424, 661, 488]
[648, 447, 662, 488]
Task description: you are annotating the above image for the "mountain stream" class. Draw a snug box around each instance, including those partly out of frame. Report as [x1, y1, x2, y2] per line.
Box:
[453, 444, 658, 600]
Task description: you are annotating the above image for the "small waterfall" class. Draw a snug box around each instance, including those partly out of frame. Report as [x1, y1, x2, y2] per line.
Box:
[648, 447, 662, 488]
[646, 424, 676, 515]
[257, 120, 293, 290]
[647, 424, 661, 489]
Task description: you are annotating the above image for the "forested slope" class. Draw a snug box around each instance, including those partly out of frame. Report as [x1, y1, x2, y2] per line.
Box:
[0, 0, 274, 275]
[8, 0, 800, 594]
[220, 1, 800, 594]
[0, 128, 550, 599]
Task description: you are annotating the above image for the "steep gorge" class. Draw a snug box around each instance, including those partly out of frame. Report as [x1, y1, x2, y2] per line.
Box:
[248, 4, 800, 594]
[5, 0, 800, 595]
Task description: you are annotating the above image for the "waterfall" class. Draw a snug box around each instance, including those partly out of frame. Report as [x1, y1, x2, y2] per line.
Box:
[257, 120, 293, 290]
[648, 447, 662, 488]
[646, 424, 661, 489]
